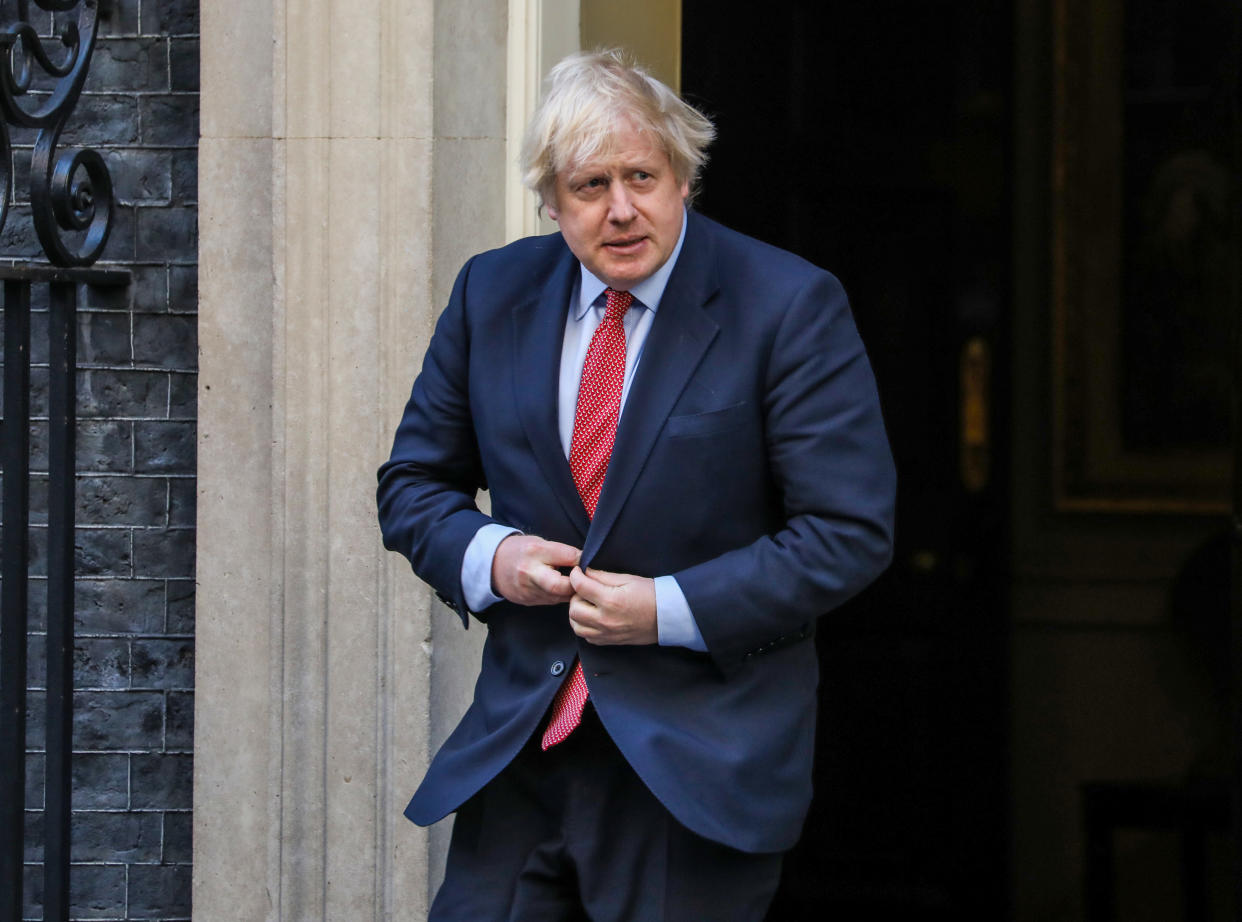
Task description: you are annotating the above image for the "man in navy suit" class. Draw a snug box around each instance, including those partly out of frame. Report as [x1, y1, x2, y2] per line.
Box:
[378, 49, 896, 921]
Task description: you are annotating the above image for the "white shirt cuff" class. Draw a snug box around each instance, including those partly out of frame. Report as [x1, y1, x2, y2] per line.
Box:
[655, 575, 707, 651]
[461, 523, 521, 613]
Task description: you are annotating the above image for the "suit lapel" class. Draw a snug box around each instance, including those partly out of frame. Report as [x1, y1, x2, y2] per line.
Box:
[583, 214, 721, 565]
[511, 245, 591, 539]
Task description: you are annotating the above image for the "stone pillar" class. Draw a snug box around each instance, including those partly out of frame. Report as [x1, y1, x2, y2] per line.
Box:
[425, 0, 511, 897]
[196, 0, 507, 917]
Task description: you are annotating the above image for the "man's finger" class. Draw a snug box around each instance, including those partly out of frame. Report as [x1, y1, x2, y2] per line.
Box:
[567, 594, 591, 623]
[533, 565, 573, 598]
[568, 617, 599, 641]
[581, 566, 634, 588]
[494, 535, 581, 605]
[537, 540, 582, 568]
[568, 566, 608, 604]
[568, 596, 604, 637]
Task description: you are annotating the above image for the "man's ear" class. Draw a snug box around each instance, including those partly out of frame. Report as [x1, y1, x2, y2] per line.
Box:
[545, 202, 559, 221]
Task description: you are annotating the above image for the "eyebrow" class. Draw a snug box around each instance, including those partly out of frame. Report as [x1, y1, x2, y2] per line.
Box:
[564, 156, 662, 186]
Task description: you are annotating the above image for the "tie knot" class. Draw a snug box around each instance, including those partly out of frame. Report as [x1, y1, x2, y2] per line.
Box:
[603, 287, 634, 322]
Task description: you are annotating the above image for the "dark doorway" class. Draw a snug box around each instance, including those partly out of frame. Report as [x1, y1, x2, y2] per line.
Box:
[682, 3, 1013, 918]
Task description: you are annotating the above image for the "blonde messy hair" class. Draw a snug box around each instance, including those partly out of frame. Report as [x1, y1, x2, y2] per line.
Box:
[520, 49, 716, 209]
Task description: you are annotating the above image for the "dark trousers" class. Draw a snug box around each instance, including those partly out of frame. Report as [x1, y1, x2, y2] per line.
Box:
[429, 705, 784, 922]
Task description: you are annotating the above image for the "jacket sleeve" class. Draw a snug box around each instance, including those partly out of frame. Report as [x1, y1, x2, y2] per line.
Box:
[376, 257, 496, 624]
[672, 271, 897, 673]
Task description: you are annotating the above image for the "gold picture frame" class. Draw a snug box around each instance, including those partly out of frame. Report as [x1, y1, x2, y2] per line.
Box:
[1051, 0, 1234, 513]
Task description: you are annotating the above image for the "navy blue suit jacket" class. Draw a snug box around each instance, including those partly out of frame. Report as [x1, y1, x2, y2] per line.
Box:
[377, 211, 896, 853]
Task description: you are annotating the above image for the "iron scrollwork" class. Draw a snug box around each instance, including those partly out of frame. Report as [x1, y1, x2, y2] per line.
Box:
[0, 0, 112, 267]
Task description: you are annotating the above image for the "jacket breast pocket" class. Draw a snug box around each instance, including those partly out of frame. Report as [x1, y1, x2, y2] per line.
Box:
[664, 401, 751, 439]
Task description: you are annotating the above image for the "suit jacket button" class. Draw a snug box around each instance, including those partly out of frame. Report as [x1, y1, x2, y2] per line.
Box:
[550, 660, 566, 677]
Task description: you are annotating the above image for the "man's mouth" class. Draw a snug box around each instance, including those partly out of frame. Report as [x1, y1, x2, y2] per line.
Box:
[603, 236, 647, 253]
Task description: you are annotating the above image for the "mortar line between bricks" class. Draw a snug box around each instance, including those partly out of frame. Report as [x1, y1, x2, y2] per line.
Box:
[26, 472, 190, 479]
[26, 628, 193, 636]
[0, 260, 197, 268]
[29, 523, 194, 529]
[27, 676, 193, 685]
[73, 365, 200, 374]
[27, 638, 194, 644]
[35, 472, 197, 479]
[9, 146, 198, 155]
[66, 750, 193, 756]
[70, 575, 186, 581]
[24, 419, 196, 426]
[25, 89, 199, 98]
[22, 367, 198, 374]
[30, 637, 195, 643]
[24, 807, 192, 815]
[29, 687, 196, 693]
[44, 860, 188, 867]
[78, 90, 200, 96]
[129, 299, 137, 363]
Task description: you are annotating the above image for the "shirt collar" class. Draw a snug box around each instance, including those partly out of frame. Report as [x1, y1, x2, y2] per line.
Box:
[573, 208, 689, 320]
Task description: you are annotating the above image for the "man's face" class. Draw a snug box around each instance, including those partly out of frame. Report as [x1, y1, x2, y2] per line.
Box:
[547, 123, 689, 291]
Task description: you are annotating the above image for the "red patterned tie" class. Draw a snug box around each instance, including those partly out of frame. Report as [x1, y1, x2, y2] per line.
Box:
[542, 287, 634, 750]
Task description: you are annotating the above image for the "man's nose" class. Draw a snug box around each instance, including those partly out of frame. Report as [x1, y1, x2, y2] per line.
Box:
[606, 184, 637, 222]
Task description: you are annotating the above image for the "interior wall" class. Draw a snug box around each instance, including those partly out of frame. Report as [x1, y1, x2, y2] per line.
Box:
[1010, 1, 1226, 919]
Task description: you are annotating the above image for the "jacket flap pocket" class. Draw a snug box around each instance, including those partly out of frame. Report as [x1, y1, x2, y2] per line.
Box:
[665, 401, 750, 439]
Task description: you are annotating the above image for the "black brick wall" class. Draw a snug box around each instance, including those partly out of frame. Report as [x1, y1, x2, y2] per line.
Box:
[4, 1, 199, 919]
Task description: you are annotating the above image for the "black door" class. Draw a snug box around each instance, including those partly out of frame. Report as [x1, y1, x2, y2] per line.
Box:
[682, 3, 1013, 918]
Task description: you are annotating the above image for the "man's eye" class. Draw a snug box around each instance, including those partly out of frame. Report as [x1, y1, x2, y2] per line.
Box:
[634, 171, 651, 181]
[585, 177, 606, 188]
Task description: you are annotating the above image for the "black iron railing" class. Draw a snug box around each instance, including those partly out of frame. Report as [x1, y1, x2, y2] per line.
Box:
[0, 2, 127, 921]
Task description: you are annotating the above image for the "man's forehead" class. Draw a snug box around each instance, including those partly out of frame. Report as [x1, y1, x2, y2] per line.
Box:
[560, 137, 668, 180]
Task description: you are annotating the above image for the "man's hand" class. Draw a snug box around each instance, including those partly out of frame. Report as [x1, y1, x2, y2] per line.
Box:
[492, 535, 581, 606]
[567, 567, 658, 645]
